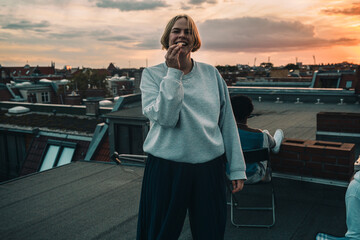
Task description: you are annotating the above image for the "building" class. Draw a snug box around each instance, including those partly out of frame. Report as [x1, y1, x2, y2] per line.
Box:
[0, 80, 60, 103]
[0, 62, 65, 84]
[311, 67, 360, 93]
[106, 75, 135, 96]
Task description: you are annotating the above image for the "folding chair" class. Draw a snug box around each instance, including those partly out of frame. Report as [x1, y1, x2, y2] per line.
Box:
[316, 233, 347, 240]
[230, 148, 276, 228]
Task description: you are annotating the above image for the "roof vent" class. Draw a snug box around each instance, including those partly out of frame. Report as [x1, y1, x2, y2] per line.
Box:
[84, 99, 99, 117]
[99, 100, 113, 106]
[39, 79, 51, 82]
[8, 106, 30, 114]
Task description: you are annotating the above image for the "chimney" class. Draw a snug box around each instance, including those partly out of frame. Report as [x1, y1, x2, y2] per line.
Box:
[84, 98, 100, 117]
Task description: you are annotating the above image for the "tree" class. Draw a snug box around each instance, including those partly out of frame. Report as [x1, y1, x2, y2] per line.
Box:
[284, 63, 299, 70]
[70, 71, 89, 91]
[216, 65, 238, 72]
[260, 62, 273, 69]
[89, 71, 107, 89]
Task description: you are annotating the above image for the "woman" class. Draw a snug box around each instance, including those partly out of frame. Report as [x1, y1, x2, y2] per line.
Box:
[230, 94, 283, 184]
[316, 166, 360, 240]
[137, 14, 246, 240]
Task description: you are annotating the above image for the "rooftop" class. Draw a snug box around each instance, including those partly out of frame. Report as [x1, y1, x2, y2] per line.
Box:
[0, 161, 347, 240]
[249, 100, 358, 141]
[0, 110, 102, 134]
[1, 101, 358, 239]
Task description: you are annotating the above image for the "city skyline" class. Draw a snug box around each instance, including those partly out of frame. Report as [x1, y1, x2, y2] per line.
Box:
[0, 0, 359, 69]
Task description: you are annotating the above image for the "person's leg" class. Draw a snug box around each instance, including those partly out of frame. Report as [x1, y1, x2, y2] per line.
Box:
[137, 155, 191, 240]
[272, 129, 284, 154]
[261, 162, 272, 183]
[188, 156, 227, 240]
[245, 161, 268, 184]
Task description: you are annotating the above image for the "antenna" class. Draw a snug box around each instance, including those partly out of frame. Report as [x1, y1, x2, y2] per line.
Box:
[254, 57, 257, 66]
[313, 55, 316, 65]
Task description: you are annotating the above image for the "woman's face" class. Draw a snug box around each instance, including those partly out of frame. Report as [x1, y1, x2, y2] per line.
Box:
[168, 18, 194, 53]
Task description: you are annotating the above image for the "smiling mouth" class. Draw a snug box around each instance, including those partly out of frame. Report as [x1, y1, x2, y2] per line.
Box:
[176, 42, 188, 46]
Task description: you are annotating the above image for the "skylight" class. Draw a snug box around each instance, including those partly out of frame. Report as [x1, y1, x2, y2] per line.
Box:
[39, 140, 77, 172]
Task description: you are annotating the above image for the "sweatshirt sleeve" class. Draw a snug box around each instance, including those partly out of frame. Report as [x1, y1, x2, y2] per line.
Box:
[140, 67, 184, 128]
[217, 70, 247, 181]
[345, 176, 360, 239]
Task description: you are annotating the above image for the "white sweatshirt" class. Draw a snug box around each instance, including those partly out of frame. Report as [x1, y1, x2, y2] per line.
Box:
[140, 60, 246, 181]
[345, 171, 360, 239]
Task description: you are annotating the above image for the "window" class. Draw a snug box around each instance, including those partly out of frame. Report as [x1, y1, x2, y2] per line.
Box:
[319, 78, 339, 88]
[346, 81, 352, 89]
[41, 92, 50, 103]
[39, 140, 77, 172]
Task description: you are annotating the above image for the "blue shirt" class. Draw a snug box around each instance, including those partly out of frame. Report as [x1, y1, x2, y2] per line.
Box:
[238, 129, 264, 176]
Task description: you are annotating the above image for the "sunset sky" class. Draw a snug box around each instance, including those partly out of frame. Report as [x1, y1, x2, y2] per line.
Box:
[0, 0, 359, 69]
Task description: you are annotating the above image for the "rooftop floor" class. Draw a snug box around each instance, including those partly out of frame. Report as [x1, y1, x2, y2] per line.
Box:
[0, 161, 347, 240]
[250, 101, 360, 158]
[249, 101, 359, 141]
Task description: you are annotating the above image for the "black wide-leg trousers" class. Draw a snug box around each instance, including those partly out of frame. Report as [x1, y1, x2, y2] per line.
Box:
[136, 154, 227, 240]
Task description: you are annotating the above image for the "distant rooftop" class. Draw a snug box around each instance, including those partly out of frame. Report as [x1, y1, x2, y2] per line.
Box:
[0, 110, 102, 134]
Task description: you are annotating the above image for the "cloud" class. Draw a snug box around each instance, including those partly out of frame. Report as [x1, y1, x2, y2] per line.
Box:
[180, 3, 192, 10]
[189, 0, 217, 5]
[45, 26, 154, 48]
[58, 47, 86, 53]
[197, 17, 359, 52]
[131, 29, 163, 49]
[98, 35, 134, 41]
[48, 31, 88, 39]
[2, 20, 50, 31]
[134, 37, 161, 49]
[182, 0, 217, 10]
[0, 32, 12, 41]
[95, 0, 169, 11]
[47, 29, 119, 41]
[0, 0, 72, 5]
[322, 3, 360, 16]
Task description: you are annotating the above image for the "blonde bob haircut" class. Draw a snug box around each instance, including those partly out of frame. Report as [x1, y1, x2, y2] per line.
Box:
[160, 14, 201, 52]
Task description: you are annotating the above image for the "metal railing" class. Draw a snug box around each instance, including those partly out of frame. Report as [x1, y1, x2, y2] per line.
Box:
[111, 152, 147, 167]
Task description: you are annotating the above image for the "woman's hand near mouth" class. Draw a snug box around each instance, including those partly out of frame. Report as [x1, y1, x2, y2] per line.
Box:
[165, 43, 182, 70]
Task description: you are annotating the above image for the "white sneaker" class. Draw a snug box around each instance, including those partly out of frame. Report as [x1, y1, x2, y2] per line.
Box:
[272, 129, 284, 154]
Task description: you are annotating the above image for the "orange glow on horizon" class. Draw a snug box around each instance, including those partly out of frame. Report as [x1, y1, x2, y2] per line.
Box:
[0, 0, 358, 68]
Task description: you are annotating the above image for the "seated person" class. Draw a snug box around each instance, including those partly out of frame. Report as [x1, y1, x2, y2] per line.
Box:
[345, 167, 360, 239]
[231, 94, 284, 184]
[316, 160, 360, 240]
